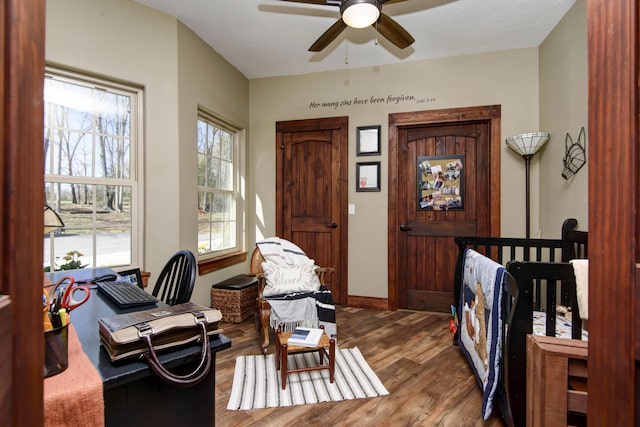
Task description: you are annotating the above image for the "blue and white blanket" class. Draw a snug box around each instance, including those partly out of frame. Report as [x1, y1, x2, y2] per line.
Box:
[256, 237, 337, 340]
[256, 237, 310, 266]
[265, 286, 337, 341]
[458, 249, 505, 420]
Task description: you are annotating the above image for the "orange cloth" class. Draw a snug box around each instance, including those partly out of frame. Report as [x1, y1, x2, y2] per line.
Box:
[44, 323, 104, 427]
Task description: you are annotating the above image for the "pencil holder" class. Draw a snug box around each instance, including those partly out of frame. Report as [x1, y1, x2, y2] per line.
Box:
[44, 322, 69, 378]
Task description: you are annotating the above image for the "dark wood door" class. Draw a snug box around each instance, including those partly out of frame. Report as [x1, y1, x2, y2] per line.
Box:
[275, 117, 348, 304]
[587, 1, 638, 424]
[2, 0, 47, 424]
[388, 106, 501, 312]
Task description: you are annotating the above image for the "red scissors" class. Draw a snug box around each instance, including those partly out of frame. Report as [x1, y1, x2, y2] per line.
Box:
[46, 276, 91, 312]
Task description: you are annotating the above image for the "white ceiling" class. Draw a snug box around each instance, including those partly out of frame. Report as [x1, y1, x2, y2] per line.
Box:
[133, 0, 577, 80]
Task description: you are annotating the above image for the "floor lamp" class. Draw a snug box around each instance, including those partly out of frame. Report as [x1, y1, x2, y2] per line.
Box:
[505, 132, 550, 239]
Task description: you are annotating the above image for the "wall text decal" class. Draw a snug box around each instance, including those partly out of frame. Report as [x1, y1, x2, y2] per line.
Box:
[308, 94, 436, 109]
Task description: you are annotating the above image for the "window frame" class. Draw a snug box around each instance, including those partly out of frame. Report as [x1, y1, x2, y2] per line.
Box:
[43, 66, 144, 270]
[196, 107, 244, 266]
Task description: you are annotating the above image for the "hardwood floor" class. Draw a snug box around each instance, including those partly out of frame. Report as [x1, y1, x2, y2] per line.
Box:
[214, 306, 506, 426]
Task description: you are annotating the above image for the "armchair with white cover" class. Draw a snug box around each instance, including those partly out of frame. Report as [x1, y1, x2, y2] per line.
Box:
[250, 237, 336, 354]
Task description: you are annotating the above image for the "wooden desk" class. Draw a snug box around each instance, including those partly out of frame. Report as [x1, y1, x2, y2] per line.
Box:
[67, 274, 231, 426]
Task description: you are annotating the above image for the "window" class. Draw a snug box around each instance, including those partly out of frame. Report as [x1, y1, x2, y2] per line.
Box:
[43, 68, 143, 271]
[196, 110, 241, 258]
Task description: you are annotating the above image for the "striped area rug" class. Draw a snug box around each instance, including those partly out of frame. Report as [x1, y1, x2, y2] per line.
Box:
[227, 347, 389, 410]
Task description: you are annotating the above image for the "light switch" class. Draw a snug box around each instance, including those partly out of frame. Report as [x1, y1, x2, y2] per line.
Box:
[348, 204, 355, 214]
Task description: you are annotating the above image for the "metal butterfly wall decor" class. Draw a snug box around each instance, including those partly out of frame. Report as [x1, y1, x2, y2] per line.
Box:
[562, 126, 587, 179]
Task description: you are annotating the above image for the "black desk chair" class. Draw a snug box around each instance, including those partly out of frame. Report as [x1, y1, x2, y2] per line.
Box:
[152, 250, 196, 305]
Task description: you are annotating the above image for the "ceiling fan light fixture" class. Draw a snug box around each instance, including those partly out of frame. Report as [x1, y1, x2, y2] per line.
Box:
[341, 0, 381, 29]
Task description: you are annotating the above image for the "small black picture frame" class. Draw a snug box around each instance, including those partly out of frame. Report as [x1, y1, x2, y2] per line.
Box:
[356, 125, 381, 156]
[117, 267, 144, 289]
[356, 161, 381, 192]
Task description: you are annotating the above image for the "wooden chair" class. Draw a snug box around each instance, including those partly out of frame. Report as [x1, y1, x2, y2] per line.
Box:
[152, 249, 197, 306]
[249, 246, 334, 354]
[275, 324, 335, 390]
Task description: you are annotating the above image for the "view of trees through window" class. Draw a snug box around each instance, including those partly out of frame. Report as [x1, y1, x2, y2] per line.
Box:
[43, 70, 141, 271]
[197, 113, 238, 256]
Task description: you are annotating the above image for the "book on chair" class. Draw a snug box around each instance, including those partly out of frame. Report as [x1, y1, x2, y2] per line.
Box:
[287, 327, 323, 347]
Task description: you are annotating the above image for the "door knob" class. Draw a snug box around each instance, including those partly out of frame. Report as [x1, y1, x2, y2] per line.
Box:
[327, 222, 338, 229]
[400, 224, 412, 231]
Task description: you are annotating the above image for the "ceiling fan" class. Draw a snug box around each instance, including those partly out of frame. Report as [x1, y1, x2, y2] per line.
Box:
[277, 0, 415, 52]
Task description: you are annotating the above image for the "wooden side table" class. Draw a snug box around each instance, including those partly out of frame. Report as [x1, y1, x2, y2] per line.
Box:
[526, 335, 588, 427]
[275, 326, 335, 390]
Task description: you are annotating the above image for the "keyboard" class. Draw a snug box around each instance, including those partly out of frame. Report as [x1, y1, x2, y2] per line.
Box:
[97, 281, 158, 309]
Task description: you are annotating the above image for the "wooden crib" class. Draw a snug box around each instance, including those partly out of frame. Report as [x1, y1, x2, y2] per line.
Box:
[453, 218, 588, 427]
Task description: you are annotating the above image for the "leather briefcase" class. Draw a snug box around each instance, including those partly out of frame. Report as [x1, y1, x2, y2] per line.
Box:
[99, 302, 222, 386]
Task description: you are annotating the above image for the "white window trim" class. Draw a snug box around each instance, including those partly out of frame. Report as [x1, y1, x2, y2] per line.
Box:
[44, 66, 144, 269]
[196, 107, 245, 260]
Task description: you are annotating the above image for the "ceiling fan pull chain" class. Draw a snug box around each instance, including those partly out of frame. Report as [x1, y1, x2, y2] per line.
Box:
[375, 20, 379, 46]
[345, 28, 349, 64]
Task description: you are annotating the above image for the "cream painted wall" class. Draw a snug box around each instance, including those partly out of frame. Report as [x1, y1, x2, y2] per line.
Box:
[250, 49, 542, 298]
[46, 0, 180, 284]
[47, 0, 250, 307]
[46, 0, 586, 304]
[176, 24, 250, 305]
[539, 0, 588, 236]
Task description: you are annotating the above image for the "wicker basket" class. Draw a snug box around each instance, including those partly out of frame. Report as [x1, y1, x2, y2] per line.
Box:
[211, 274, 258, 323]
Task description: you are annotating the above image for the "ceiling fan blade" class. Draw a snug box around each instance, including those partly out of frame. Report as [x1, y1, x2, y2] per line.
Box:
[382, 0, 410, 4]
[309, 18, 348, 52]
[277, 0, 338, 5]
[376, 12, 415, 49]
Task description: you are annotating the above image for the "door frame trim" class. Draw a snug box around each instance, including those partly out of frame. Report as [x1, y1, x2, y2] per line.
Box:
[387, 105, 502, 311]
